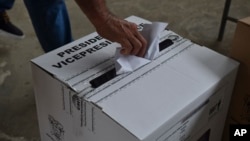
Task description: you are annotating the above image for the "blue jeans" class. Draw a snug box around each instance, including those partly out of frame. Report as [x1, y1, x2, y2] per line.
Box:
[24, 0, 73, 52]
[0, 0, 15, 12]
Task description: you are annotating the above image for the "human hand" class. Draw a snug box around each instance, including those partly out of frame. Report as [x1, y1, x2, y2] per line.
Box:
[95, 15, 147, 57]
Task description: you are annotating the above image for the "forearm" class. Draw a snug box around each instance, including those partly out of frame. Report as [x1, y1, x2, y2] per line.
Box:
[75, 0, 112, 27]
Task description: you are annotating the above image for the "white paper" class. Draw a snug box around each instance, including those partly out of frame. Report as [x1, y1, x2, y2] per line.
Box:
[114, 22, 168, 74]
[114, 48, 151, 74]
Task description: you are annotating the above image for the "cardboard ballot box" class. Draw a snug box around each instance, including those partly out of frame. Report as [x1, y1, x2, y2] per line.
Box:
[229, 17, 250, 124]
[222, 17, 250, 141]
[31, 16, 239, 141]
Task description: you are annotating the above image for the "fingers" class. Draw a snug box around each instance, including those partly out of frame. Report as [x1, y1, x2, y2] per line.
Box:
[120, 39, 133, 55]
[129, 37, 142, 55]
[95, 16, 147, 57]
[120, 22, 147, 57]
[132, 24, 147, 57]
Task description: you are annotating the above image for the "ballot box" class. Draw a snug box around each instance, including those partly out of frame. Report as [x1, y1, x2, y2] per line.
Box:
[31, 16, 239, 141]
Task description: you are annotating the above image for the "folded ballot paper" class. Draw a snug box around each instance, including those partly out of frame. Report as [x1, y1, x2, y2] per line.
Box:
[114, 22, 168, 74]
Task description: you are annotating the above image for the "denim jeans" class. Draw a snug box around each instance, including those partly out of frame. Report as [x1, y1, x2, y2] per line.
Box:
[24, 0, 73, 52]
[0, 0, 15, 12]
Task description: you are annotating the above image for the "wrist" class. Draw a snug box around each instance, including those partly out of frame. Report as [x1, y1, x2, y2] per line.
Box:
[89, 11, 112, 28]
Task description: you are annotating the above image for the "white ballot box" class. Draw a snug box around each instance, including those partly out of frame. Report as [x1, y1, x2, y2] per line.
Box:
[31, 16, 239, 141]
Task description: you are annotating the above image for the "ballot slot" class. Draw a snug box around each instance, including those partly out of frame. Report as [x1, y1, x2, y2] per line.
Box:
[89, 68, 116, 88]
[89, 38, 174, 88]
[159, 39, 173, 51]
